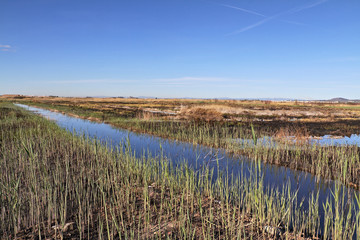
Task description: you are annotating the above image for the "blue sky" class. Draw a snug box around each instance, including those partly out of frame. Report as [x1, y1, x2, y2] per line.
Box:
[1, 0, 359, 99]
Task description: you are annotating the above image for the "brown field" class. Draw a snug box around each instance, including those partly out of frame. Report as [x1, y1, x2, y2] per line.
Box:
[3, 94, 360, 136]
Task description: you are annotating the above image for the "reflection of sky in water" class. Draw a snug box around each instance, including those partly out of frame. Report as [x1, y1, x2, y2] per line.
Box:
[234, 134, 360, 147]
[310, 135, 360, 146]
[16, 104, 359, 231]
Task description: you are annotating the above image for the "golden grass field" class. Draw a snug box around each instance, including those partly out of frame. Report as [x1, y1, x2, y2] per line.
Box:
[3, 94, 360, 136]
[3, 94, 360, 120]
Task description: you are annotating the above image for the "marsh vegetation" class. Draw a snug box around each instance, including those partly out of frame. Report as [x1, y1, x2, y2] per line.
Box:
[6, 96, 360, 189]
[2, 97, 360, 239]
[0, 103, 318, 239]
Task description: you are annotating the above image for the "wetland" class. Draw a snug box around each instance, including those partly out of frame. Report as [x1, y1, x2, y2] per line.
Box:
[2, 96, 360, 239]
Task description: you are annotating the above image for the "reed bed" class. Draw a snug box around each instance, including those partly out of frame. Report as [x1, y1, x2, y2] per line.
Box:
[2, 102, 360, 239]
[130, 120, 360, 189]
[13, 101, 360, 190]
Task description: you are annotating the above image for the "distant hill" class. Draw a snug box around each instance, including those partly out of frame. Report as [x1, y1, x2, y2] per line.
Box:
[329, 97, 350, 102]
[326, 97, 360, 103]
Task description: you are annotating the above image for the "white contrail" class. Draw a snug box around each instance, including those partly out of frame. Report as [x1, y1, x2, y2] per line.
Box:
[286, 0, 329, 15]
[221, 4, 266, 17]
[228, 0, 329, 34]
[228, 14, 280, 35]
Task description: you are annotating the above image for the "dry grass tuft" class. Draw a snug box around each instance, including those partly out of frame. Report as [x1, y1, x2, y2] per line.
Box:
[137, 110, 157, 121]
[179, 107, 224, 122]
[274, 125, 310, 144]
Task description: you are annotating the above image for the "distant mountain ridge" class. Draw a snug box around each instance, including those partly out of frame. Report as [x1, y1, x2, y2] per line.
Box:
[327, 97, 360, 102]
[325, 97, 360, 103]
[329, 97, 349, 102]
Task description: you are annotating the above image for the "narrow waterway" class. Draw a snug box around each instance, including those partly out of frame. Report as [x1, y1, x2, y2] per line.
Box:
[234, 134, 360, 147]
[17, 104, 358, 232]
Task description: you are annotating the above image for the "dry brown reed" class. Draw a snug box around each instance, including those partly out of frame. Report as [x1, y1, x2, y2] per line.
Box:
[274, 125, 310, 144]
[136, 110, 157, 121]
[179, 107, 224, 122]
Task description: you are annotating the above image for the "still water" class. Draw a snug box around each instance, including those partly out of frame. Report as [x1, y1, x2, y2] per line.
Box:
[16, 104, 358, 230]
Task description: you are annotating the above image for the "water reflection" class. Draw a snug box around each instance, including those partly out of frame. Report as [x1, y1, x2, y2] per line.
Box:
[234, 134, 360, 147]
[16, 104, 358, 230]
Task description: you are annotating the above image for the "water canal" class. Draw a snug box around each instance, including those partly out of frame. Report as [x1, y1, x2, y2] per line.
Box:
[16, 103, 359, 235]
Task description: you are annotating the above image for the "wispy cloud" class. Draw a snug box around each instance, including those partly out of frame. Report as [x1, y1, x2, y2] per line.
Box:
[154, 77, 292, 86]
[221, 4, 266, 17]
[153, 77, 285, 86]
[228, 0, 329, 35]
[152, 77, 232, 85]
[0, 44, 12, 52]
[50, 79, 136, 84]
[42, 76, 296, 90]
[227, 15, 278, 35]
[221, 4, 305, 26]
[286, 0, 328, 15]
[47, 77, 263, 86]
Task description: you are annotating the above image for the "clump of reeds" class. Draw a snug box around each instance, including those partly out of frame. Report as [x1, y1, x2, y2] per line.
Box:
[274, 125, 310, 145]
[179, 106, 224, 122]
[136, 110, 157, 121]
